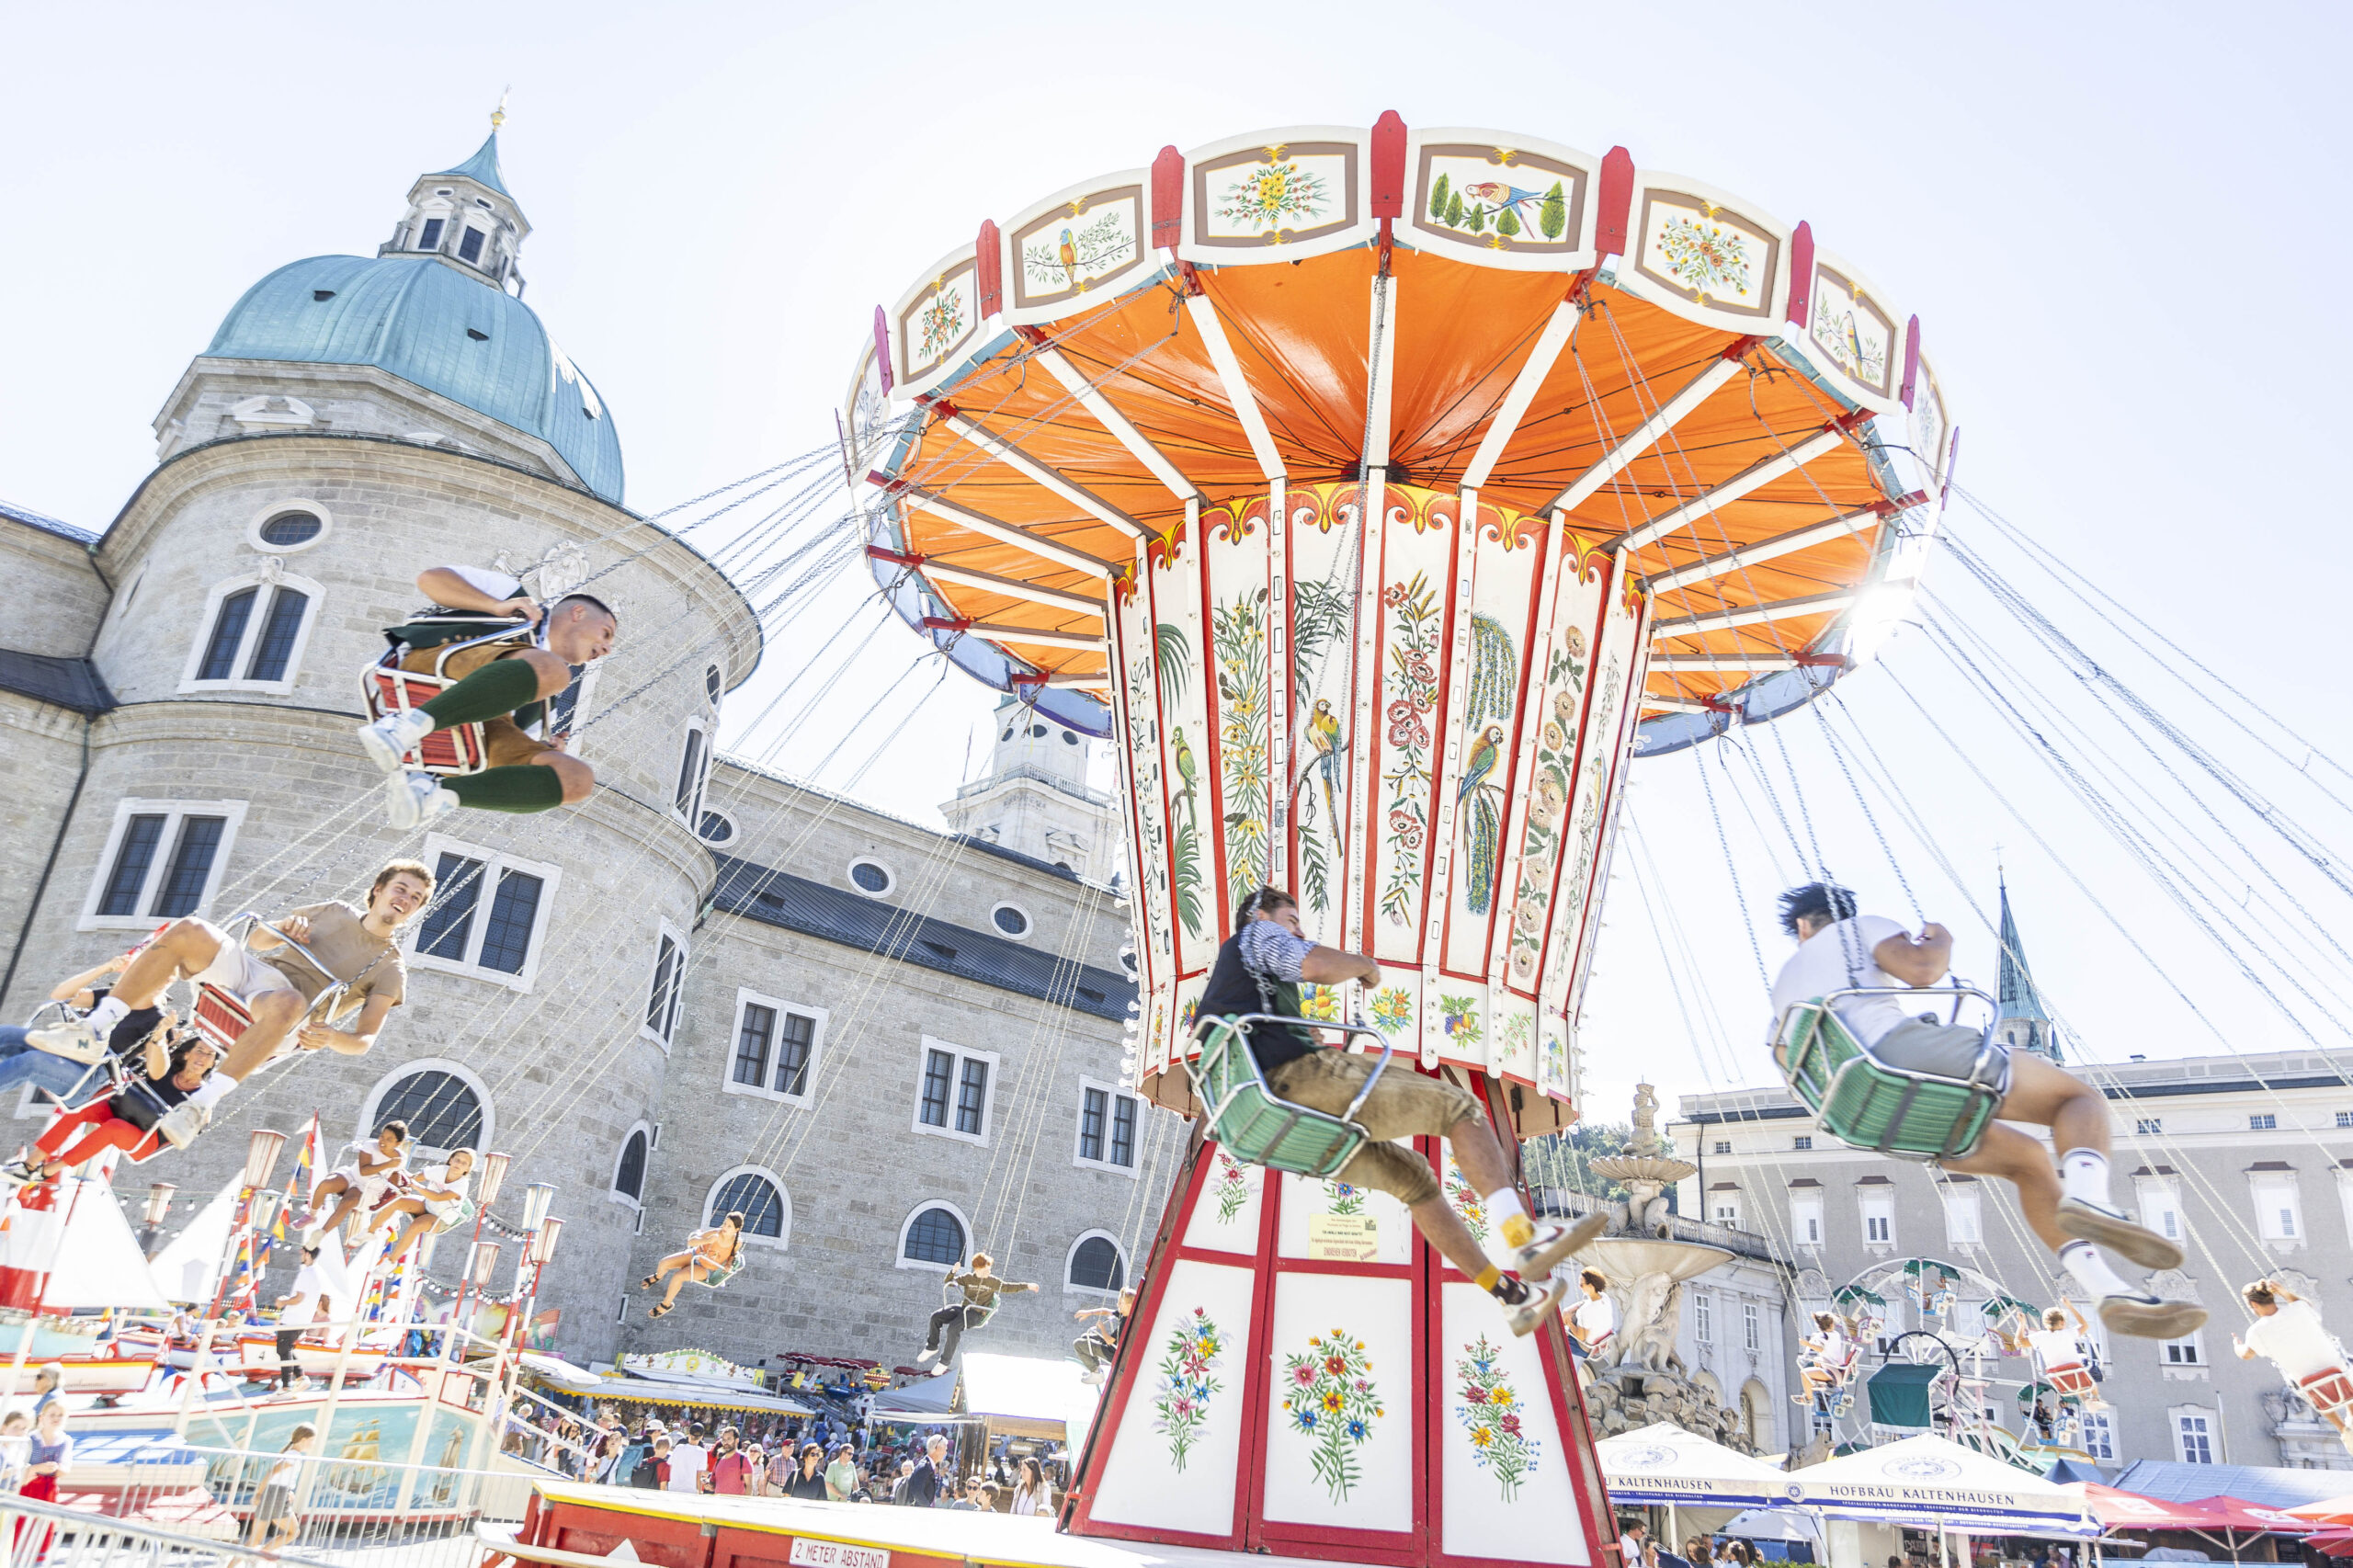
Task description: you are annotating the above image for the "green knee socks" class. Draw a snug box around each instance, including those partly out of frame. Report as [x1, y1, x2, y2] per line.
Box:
[418, 657, 540, 731]
[443, 765, 567, 813]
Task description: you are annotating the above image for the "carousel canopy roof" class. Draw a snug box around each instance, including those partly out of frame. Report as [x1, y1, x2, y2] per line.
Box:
[847, 115, 1951, 747]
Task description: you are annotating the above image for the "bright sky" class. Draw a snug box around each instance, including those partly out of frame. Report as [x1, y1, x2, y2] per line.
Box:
[8, 1, 2349, 1132]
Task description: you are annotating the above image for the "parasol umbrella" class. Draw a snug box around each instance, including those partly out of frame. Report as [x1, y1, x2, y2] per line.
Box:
[2290, 1495, 2353, 1528]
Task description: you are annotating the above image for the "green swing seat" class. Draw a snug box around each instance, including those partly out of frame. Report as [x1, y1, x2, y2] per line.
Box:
[1187, 1015, 1393, 1179]
[1774, 986, 2006, 1162]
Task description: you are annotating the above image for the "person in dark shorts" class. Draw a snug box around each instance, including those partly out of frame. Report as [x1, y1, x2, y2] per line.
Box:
[1197, 887, 1604, 1336]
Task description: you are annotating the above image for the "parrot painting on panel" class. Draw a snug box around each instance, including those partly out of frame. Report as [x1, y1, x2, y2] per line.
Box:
[1458, 723, 1508, 915]
[1290, 698, 1345, 835]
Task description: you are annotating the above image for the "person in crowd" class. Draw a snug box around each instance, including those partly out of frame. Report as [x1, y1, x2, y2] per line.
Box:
[4, 1030, 224, 1185]
[28, 1366, 62, 1426]
[1071, 1289, 1135, 1385]
[1568, 1269, 1616, 1358]
[1686, 1536, 1715, 1566]
[1619, 1520, 1648, 1567]
[17, 1399, 72, 1553]
[362, 1147, 475, 1263]
[825, 1443, 858, 1503]
[1010, 1455, 1051, 1517]
[783, 1441, 828, 1501]
[27, 861, 427, 1143]
[243, 1423, 317, 1555]
[355, 563, 618, 827]
[665, 1422, 710, 1494]
[768, 1440, 800, 1496]
[271, 1244, 333, 1392]
[903, 1434, 950, 1507]
[1769, 882, 2202, 1337]
[915, 1253, 1037, 1372]
[0, 1410, 28, 1495]
[708, 1426, 753, 1495]
[2234, 1278, 2353, 1456]
[1197, 887, 1604, 1334]
[592, 1430, 626, 1486]
[298, 1120, 411, 1243]
[634, 1436, 670, 1490]
[0, 951, 170, 1100]
[642, 1212, 746, 1318]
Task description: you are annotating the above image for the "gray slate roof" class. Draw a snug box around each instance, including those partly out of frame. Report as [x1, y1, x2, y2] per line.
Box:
[0, 497, 97, 544]
[710, 855, 1134, 1022]
[0, 650, 114, 715]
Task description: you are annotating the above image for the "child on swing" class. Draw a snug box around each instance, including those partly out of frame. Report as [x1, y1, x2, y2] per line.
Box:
[2, 1029, 223, 1183]
[362, 1148, 477, 1263]
[642, 1211, 745, 1318]
[297, 1120, 411, 1242]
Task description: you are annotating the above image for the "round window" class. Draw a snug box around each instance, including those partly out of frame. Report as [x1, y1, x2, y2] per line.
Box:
[1029, 724, 1049, 739]
[991, 903, 1030, 938]
[848, 858, 892, 895]
[259, 512, 323, 548]
[246, 501, 332, 554]
[698, 811, 735, 846]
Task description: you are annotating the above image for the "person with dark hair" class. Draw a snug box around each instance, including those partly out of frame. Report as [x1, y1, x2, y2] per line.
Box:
[2234, 1278, 2353, 1455]
[1770, 881, 2200, 1338]
[2, 1028, 222, 1184]
[357, 563, 619, 827]
[916, 1253, 1037, 1372]
[296, 1120, 411, 1242]
[1071, 1287, 1135, 1384]
[1567, 1268, 1616, 1357]
[643, 1211, 746, 1317]
[1198, 886, 1604, 1335]
[27, 862, 426, 1142]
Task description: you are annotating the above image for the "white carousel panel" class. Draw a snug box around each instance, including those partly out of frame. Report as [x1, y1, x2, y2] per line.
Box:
[1201, 498, 1278, 937]
[1139, 517, 1219, 978]
[1438, 1280, 1593, 1564]
[1110, 584, 1177, 995]
[1404, 129, 1601, 272]
[1438, 1142, 1505, 1274]
[888, 242, 988, 400]
[1792, 245, 1905, 415]
[1003, 169, 1155, 326]
[1619, 173, 1791, 331]
[841, 341, 895, 474]
[1261, 1271, 1415, 1532]
[1365, 490, 1461, 968]
[1085, 1257, 1256, 1535]
[1281, 490, 1365, 949]
[1179, 126, 1375, 265]
[1907, 349, 1952, 495]
[1276, 1168, 1415, 1267]
[1182, 1147, 1267, 1255]
[1551, 572, 1650, 1062]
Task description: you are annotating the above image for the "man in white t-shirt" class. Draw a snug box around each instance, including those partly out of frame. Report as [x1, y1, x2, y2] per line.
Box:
[1617, 1520, 1647, 1568]
[665, 1421, 710, 1493]
[356, 563, 620, 829]
[2235, 1279, 2353, 1453]
[2025, 1301, 2106, 1410]
[1770, 882, 2201, 1341]
[1568, 1269, 1616, 1358]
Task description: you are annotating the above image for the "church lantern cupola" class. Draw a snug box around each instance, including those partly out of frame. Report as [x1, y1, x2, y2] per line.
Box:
[380, 108, 530, 292]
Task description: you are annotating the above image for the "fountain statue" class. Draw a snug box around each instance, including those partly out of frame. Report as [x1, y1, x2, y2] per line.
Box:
[1575, 1085, 1756, 1451]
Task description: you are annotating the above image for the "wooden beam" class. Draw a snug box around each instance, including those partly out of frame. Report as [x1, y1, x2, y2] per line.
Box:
[1614, 426, 1847, 554]
[1184, 292, 1286, 482]
[1460, 299, 1579, 489]
[933, 409, 1147, 539]
[1032, 345, 1200, 502]
[1548, 346, 1755, 513]
[1646, 653, 1802, 672]
[917, 558, 1103, 617]
[1643, 505, 1883, 595]
[937, 619, 1106, 652]
[895, 484, 1114, 578]
[1651, 589, 1858, 638]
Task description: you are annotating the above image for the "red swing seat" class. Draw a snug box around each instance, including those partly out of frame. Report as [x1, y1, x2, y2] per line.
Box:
[360, 657, 488, 777]
[2046, 1363, 2097, 1399]
[2299, 1367, 2353, 1416]
[188, 913, 350, 1059]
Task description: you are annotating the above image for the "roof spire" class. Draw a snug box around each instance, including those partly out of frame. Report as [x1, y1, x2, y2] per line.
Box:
[1995, 870, 2060, 1062]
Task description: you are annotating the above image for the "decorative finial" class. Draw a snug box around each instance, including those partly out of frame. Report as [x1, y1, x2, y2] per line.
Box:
[491, 88, 510, 131]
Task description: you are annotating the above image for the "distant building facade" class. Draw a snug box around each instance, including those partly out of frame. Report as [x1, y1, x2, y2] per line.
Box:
[0, 128, 1145, 1374]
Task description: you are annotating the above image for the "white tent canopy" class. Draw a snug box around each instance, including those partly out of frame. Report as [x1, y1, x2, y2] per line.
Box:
[45, 1176, 169, 1311]
[1791, 1435, 2098, 1538]
[960, 1352, 1099, 1438]
[146, 1175, 239, 1306]
[1599, 1423, 1805, 1508]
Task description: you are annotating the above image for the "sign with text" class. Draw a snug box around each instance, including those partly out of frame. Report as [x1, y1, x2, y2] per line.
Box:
[790, 1539, 889, 1568]
[1307, 1213, 1379, 1263]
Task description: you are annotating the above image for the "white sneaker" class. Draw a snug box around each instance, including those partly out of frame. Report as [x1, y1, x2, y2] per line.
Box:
[915, 1347, 938, 1366]
[2097, 1291, 2207, 1339]
[1079, 1369, 1104, 1386]
[385, 771, 459, 830]
[24, 1019, 109, 1065]
[357, 710, 435, 774]
[156, 1101, 211, 1150]
[1508, 1211, 1608, 1279]
[2056, 1197, 2184, 1272]
[1500, 1276, 1569, 1337]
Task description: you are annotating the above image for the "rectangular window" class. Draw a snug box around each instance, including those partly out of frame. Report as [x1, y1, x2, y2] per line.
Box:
[418, 217, 445, 251]
[1711, 1197, 1740, 1227]
[2339, 1111, 2353, 1129]
[674, 727, 708, 822]
[1790, 1198, 1824, 1246]
[81, 800, 246, 931]
[2255, 1179, 2303, 1242]
[150, 814, 226, 917]
[2176, 1412, 2214, 1464]
[1744, 1301, 1761, 1352]
[1694, 1292, 1713, 1343]
[97, 814, 165, 918]
[1713, 1141, 1731, 1155]
[408, 836, 559, 992]
[1861, 1193, 1895, 1246]
[458, 226, 485, 263]
[919, 1050, 954, 1129]
[1793, 1136, 1813, 1151]
[2079, 1411, 2117, 1462]
[244, 587, 310, 682]
[196, 587, 256, 682]
[1943, 1187, 1984, 1246]
[735, 1003, 775, 1087]
[912, 1039, 998, 1147]
[1074, 1079, 1142, 1173]
[722, 991, 827, 1108]
[2250, 1113, 2277, 1131]
[2137, 1118, 2163, 1136]
[2164, 1334, 2203, 1366]
[644, 933, 685, 1044]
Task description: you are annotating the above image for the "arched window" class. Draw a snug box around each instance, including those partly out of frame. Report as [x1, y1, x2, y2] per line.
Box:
[704, 1166, 789, 1247]
[674, 723, 710, 825]
[612, 1127, 649, 1205]
[361, 1062, 491, 1155]
[182, 570, 324, 695]
[900, 1204, 967, 1269]
[1066, 1233, 1125, 1294]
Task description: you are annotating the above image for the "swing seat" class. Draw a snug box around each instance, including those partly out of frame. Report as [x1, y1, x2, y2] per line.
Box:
[2299, 1367, 2353, 1416]
[2047, 1364, 2097, 1399]
[1186, 1015, 1392, 1179]
[361, 657, 488, 777]
[190, 913, 351, 1059]
[697, 1256, 744, 1289]
[1775, 986, 2004, 1161]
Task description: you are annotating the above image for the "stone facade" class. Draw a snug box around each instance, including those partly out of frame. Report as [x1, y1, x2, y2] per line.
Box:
[0, 137, 1149, 1378]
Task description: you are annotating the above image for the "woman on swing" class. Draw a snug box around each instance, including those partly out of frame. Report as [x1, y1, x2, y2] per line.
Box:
[642, 1210, 745, 1317]
[361, 1147, 476, 1264]
[1771, 883, 2203, 1338]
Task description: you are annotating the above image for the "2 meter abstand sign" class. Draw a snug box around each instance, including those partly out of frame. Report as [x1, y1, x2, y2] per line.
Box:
[1061, 1127, 1614, 1566]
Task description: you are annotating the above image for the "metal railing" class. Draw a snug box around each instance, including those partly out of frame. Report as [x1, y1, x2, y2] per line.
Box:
[72, 1443, 533, 1568]
[0, 1492, 349, 1565]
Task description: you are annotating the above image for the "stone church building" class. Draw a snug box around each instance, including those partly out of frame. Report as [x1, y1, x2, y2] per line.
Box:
[0, 129, 1151, 1373]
